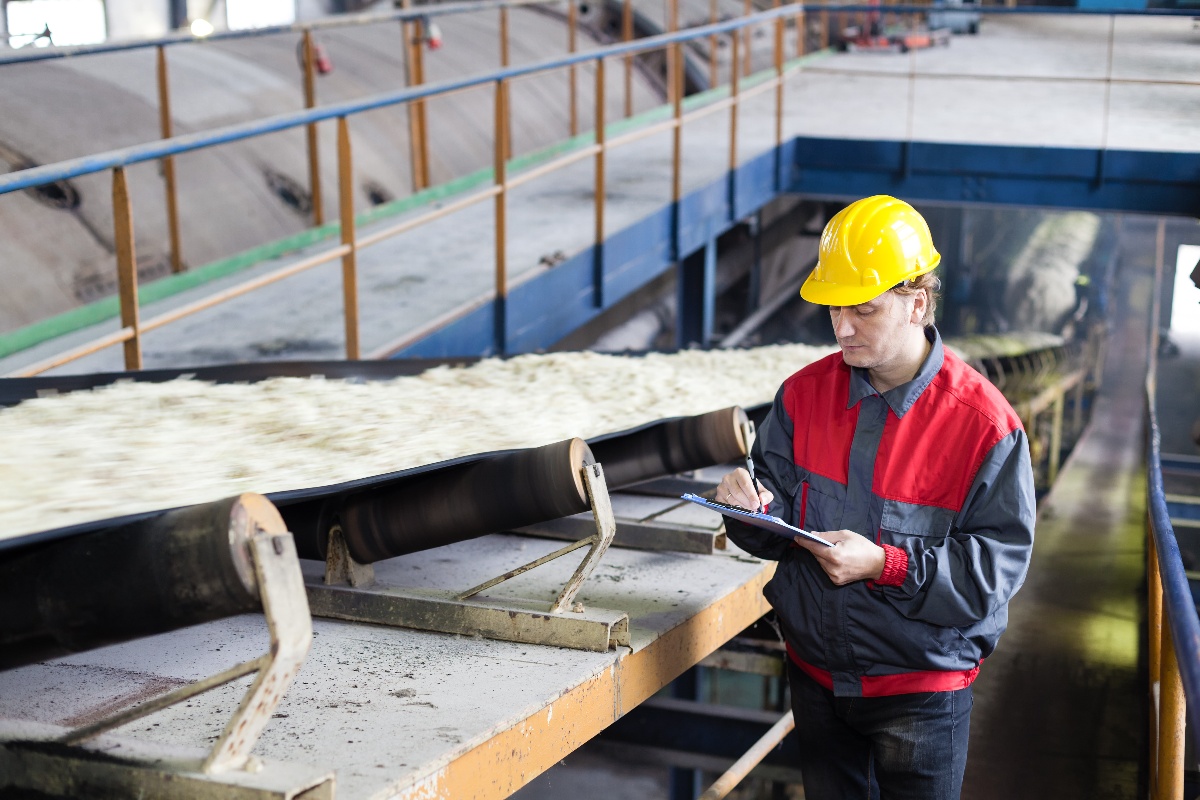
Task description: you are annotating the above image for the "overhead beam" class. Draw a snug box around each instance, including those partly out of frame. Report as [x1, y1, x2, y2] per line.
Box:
[787, 137, 1200, 218]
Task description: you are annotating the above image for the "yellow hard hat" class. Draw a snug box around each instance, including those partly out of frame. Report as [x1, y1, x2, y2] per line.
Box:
[800, 195, 941, 307]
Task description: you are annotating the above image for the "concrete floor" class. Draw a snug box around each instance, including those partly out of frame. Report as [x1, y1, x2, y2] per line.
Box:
[3, 14, 1198, 375]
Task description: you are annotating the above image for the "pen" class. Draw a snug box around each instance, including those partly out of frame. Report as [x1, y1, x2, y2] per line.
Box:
[745, 451, 762, 511]
[740, 420, 763, 512]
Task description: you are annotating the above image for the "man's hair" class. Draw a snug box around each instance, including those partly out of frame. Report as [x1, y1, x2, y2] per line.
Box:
[891, 271, 941, 327]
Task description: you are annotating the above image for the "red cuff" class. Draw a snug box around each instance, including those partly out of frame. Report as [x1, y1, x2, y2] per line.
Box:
[876, 544, 908, 587]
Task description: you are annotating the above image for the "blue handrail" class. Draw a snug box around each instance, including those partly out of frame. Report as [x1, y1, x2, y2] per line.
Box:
[1, 4, 1194, 197]
[1147, 377, 1200, 750]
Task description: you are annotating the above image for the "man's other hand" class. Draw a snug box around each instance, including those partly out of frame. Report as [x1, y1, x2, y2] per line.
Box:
[794, 530, 886, 586]
[716, 468, 773, 511]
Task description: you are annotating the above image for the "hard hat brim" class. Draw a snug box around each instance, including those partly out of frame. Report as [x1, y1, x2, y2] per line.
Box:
[799, 258, 940, 307]
[799, 273, 892, 307]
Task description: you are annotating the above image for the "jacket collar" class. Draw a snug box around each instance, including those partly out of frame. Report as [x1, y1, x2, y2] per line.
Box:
[846, 326, 943, 418]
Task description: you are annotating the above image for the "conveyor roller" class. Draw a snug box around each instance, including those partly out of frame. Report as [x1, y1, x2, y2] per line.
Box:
[0, 494, 279, 671]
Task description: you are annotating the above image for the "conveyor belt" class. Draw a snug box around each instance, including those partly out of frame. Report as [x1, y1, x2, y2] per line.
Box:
[0, 358, 755, 668]
[0, 359, 751, 557]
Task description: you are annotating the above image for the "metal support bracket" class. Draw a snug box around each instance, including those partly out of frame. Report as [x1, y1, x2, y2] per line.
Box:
[307, 463, 629, 652]
[0, 532, 330, 799]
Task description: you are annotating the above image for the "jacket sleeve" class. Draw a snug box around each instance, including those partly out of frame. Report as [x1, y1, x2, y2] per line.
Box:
[723, 385, 803, 563]
[881, 428, 1036, 627]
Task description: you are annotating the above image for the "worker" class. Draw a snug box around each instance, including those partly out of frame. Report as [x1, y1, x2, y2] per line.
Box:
[717, 195, 1035, 799]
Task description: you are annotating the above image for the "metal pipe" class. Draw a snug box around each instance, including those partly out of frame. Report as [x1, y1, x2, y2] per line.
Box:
[112, 167, 142, 371]
[1148, 520, 1163, 790]
[0, 494, 275, 671]
[568, 0, 579, 137]
[492, 77, 506, 299]
[774, 11, 784, 158]
[156, 45, 184, 274]
[301, 30, 324, 227]
[404, 4, 432, 192]
[500, 6, 513, 160]
[743, 0, 753, 78]
[729, 31, 740, 173]
[337, 117, 360, 360]
[622, 0, 634, 118]
[709, 0, 719, 89]
[1156, 619, 1185, 799]
[698, 710, 795, 800]
[594, 57, 607, 307]
[9, 327, 137, 378]
[139, 245, 351, 334]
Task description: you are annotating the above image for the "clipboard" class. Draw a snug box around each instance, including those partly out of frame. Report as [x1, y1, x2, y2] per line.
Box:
[681, 493, 835, 547]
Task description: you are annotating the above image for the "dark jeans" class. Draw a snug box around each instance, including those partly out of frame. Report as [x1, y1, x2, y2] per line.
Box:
[787, 660, 973, 800]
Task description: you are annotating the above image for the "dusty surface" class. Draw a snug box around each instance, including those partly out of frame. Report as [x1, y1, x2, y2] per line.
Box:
[0, 532, 773, 799]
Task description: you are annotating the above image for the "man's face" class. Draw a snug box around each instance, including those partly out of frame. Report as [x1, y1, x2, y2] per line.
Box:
[828, 290, 921, 371]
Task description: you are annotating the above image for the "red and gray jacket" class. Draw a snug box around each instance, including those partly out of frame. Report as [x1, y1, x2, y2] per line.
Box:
[724, 328, 1035, 698]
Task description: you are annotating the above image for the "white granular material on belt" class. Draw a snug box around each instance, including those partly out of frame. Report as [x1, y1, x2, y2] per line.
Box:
[0, 344, 837, 538]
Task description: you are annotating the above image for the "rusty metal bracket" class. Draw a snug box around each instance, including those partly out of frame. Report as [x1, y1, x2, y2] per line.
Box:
[305, 463, 629, 652]
[0, 531, 328, 798]
[58, 531, 313, 774]
[323, 523, 376, 588]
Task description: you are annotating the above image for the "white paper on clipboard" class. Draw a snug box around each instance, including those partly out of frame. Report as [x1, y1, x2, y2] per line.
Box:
[680, 493, 835, 547]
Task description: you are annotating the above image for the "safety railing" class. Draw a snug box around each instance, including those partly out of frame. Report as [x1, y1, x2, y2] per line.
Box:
[1145, 218, 1200, 800]
[0, 0, 785, 278]
[1, 0, 568, 274]
[0, 2, 825, 376]
[2, 5, 1198, 378]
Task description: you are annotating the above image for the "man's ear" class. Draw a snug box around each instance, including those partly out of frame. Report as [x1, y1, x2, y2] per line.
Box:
[909, 289, 928, 325]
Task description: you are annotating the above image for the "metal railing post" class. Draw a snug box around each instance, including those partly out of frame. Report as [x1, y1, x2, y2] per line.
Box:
[155, 45, 184, 274]
[671, 37, 683, 209]
[795, 0, 806, 57]
[494, 78, 509, 354]
[568, 0, 579, 137]
[500, 6, 513, 160]
[729, 27, 740, 175]
[1157, 617, 1186, 800]
[402, 3, 431, 192]
[112, 167, 142, 371]
[622, 0, 633, 118]
[667, 0, 680, 107]
[774, 7, 784, 153]
[743, 0, 753, 77]
[301, 30, 324, 226]
[593, 57, 606, 308]
[337, 117, 360, 360]
[1048, 390, 1064, 484]
[1149, 523, 1163, 795]
[709, 0, 719, 89]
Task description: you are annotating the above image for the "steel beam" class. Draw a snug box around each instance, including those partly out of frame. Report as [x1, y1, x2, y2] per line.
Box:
[787, 137, 1200, 217]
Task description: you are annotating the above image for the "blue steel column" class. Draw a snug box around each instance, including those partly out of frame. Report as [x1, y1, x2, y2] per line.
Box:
[676, 239, 717, 348]
[668, 667, 702, 800]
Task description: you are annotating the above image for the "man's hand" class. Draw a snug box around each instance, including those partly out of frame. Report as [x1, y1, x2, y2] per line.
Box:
[793, 530, 885, 586]
[716, 468, 773, 511]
